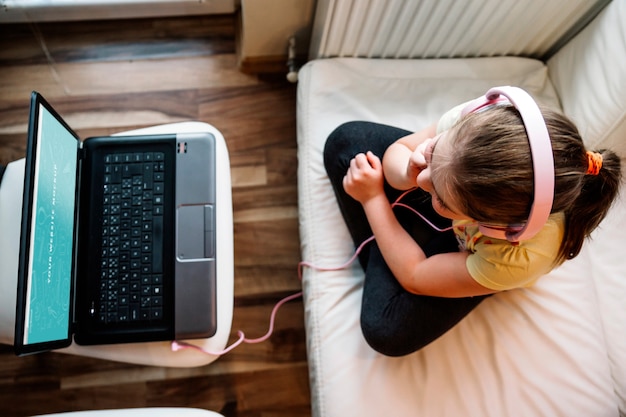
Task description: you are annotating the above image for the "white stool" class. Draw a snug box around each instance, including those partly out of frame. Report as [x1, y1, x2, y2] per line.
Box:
[0, 122, 233, 367]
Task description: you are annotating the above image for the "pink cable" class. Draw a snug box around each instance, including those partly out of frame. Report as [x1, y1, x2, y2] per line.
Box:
[172, 188, 456, 356]
[171, 238, 375, 357]
[298, 235, 375, 280]
[390, 203, 455, 232]
[171, 291, 304, 356]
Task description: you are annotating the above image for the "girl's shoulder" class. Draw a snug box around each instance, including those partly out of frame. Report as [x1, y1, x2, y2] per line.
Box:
[455, 213, 565, 291]
[436, 101, 472, 134]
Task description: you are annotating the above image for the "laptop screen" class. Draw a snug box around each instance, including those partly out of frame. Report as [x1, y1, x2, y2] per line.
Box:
[15, 93, 79, 354]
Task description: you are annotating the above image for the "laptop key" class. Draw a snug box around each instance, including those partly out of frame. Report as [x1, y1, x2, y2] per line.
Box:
[151, 308, 163, 320]
[118, 308, 129, 322]
[130, 304, 140, 321]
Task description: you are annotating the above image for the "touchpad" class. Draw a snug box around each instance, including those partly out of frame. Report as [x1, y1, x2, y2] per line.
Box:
[177, 204, 209, 260]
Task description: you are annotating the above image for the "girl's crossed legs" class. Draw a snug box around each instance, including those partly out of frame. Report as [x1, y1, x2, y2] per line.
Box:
[324, 121, 489, 356]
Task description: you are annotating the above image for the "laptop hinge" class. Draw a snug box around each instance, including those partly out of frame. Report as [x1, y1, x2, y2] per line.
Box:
[71, 143, 85, 340]
[77, 144, 86, 160]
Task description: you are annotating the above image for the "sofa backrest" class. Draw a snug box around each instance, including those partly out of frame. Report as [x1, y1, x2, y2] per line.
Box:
[548, 0, 626, 159]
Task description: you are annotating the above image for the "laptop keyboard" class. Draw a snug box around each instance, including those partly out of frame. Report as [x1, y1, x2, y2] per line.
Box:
[97, 152, 166, 324]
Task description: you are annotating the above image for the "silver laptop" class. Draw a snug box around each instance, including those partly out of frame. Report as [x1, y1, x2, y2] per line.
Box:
[14, 91, 217, 356]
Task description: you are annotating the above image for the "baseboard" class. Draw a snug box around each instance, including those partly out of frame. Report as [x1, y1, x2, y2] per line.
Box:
[238, 55, 287, 75]
[0, 0, 236, 23]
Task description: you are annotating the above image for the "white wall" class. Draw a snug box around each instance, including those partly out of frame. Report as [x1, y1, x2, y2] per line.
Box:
[238, 0, 315, 60]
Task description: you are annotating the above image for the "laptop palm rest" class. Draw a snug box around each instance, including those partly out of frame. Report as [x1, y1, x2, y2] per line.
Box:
[174, 132, 217, 339]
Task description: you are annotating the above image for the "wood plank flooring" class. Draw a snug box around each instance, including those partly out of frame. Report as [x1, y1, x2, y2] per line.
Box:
[0, 15, 309, 417]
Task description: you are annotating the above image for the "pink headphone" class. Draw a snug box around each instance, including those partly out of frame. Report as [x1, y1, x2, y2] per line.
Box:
[460, 86, 555, 242]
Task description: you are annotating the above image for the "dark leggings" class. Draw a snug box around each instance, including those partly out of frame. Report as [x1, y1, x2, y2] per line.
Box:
[324, 121, 489, 356]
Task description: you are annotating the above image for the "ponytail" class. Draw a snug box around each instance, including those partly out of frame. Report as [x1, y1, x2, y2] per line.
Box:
[557, 148, 622, 263]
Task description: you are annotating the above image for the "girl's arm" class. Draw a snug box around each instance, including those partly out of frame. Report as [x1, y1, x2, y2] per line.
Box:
[362, 191, 495, 297]
[382, 122, 437, 190]
[345, 152, 496, 298]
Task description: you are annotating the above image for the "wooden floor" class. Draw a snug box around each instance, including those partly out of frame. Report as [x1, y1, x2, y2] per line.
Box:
[0, 15, 309, 417]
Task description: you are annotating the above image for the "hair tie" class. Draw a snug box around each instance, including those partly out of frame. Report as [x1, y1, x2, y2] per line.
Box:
[586, 151, 603, 176]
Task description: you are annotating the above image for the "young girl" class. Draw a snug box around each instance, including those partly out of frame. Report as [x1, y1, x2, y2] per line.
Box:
[323, 87, 622, 357]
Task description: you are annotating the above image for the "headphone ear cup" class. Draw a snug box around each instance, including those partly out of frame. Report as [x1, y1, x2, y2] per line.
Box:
[478, 223, 524, 241]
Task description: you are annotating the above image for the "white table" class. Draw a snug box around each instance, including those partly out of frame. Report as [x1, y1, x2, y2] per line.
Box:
[0, 122, 233, 367]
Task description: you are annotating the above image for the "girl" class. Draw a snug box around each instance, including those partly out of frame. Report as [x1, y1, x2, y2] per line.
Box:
[323, 87, 622, 357]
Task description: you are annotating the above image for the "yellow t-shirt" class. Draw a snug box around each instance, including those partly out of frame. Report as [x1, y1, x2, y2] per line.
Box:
[436, 100, 565, 290]
[453, 214, 564, 290]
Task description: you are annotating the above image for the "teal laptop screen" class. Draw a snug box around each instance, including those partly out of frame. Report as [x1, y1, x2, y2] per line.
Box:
[23, 103, 78, 345]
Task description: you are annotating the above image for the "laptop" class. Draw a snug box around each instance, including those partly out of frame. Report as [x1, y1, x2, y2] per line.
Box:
[14, 91, 218, 356]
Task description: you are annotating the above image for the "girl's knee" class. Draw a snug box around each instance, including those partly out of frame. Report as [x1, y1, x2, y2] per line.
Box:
[324, 122, 366, 155]
[324, 122, 368, 175]
[360, 314, 422, 357]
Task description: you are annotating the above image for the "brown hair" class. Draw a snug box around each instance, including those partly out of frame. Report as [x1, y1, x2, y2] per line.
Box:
[432, 105, 622, 264]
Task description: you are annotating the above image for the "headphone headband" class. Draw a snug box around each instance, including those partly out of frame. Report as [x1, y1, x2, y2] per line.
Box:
[460, 86, 555, 242]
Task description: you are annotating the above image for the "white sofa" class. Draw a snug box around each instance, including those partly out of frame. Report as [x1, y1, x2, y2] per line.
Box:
[296, 1, 626, 416]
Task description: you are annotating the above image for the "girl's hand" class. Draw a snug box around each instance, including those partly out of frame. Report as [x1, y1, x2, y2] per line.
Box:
[343, 151, 384, 204]
[382, 123, 437, 190]
[406, 138, 431, 183]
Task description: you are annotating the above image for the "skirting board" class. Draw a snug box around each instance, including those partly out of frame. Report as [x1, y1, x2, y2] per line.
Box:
[0, 0, 236, 23]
